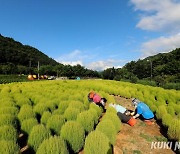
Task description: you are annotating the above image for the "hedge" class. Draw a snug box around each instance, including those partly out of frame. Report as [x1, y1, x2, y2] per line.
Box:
[18, 104, 36, 122]
[77, 111, 95, 133]
[60, 121, 85, 153]
[36, 136, 69, 154]
[0, 140, 20, 154]
[84, 130, 110, 154]
[40, 111, 52, 125]
[96, 119, 116, 145]
[46, 115, 65, 135]
[28, 124, 51, 152]
[0, 125, 18, 141]
[64, 107, 80, 121]
[21, 118, 38, 135]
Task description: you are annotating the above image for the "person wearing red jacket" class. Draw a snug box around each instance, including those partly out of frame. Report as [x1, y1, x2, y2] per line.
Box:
[88, 91, 107, 112]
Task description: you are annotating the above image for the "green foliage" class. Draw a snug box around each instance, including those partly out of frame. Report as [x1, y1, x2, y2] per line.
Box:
[168, 119, 180, 140]
[36, 136, 69, 154]
[18, 104, 35, 122]
[58, 101, 70, 114]
[0, 114, 18, 128]
[13, 94, 32, 107]
[77, 110, 95, 133]
[64, 107, 80, 121]
[47, 115, 65, 135]
[0, 125, 18, 141]
[33, 103, 49, 116]
[156, 105, 167, 120]
[0, 107, 19, 116]
[60, 121, 85, 153]
[89, 103, 103, 117]
[96, 119, 116, 145]
[84, 130, 110, 154]
[68, 101, 85, 112]
[40, 111, 51, 125]
[21, 118, 38, 135]
[167, 105, 175, 116]
[102, 112, 122, 133]
[28, 124, 51, 152]
[0, 140, 20, 154]
[162, 114, 173, 127]
[88, 108, 99, 124]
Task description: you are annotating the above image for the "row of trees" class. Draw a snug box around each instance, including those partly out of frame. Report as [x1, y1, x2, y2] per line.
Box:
[0, 63, 100, 78]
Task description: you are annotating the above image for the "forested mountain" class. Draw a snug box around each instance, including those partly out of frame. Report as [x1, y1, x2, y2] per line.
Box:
[102, 48, 180, 84]
[0, 34, 58, 67]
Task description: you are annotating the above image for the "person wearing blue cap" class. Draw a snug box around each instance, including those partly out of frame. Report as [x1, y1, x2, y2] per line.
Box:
[132, 98, 154, 125]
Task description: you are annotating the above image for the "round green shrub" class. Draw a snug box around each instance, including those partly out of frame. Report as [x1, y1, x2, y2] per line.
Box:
[33, 103, 49, 116]
[18, 104, 36, 122]
[21, 118, 38, 135]
[106, 106, 117, 114]
[103, 112, 122, 133]
[84, 130, 110, 154]
[58, 101, 70, 114]
[89, 103, 103, 117]
[77, 111, 95, 133]
[156, 105, 167, 120]
[167, 105, 175, 116]
[0, 125, 18, 141]
[36, 136, 69, 154]
[162, 114, 173, 127]
[168, 119, 180, 140]
[96, 119, 116, 145]
[0, 99, 16, 108]
[68, 101, 85, 112]
[0, 140, 20, 154]
[47, 115, 65, 135]
[13, 94, 32, 106]
[40, 111, 51, 125]
[28, 124, 51, 152]
[89, 108, 99, 124]
[64, 107, 80, 121]
[0, 107, 19, 116]
[0, 114, 18, 128]
[45, 101, 56, 112]
[60, 121, 85, 153]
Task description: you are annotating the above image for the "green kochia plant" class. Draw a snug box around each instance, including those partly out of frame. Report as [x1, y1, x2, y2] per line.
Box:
[0, 107, 19, 116]
[0, 140, 20, 154]
[96, 119, 116, 145]
[89, 103, 103, 117]
[77, 110, 95, 133]
[162, 114, 172, 127]
[40, 111, 52, 125]
[84, 130, 110, 154]
[64, 107, 80, 121]
[46, 115, 65, 135]
[0, 114, 18, 128]
[168, 119, 180, 140]
[28, 124, 51, 152]
[36, 136, 69, 154]
[0, 125, 18, 141]
[156, 105, 167, 120]
[18, 104, 36, 122]
[88, 108, 99, 124]
[21, 118, 38, 135]
[58, 101, 70, 114]
[60, 121, 85, 153]
[33, 103, 49, 116]
[102, 112, 122, 133]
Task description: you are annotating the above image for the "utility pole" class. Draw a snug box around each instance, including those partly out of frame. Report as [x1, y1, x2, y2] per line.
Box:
[38, 61, 40, 80]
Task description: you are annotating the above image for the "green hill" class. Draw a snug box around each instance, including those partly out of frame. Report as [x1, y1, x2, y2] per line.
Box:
[0, 34, 58, 67]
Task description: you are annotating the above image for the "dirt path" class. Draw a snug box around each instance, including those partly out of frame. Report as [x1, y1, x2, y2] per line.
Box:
[113, 96, 175, 154]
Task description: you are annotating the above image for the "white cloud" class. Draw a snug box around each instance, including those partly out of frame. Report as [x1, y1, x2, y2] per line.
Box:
[60, 61, 83, 66]
[130, 0, 180, 32]
[141, 33, 180, 57]
[87, 59, 123, 71]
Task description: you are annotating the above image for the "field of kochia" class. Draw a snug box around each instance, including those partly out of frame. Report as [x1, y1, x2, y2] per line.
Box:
[0, 80, 179, 154]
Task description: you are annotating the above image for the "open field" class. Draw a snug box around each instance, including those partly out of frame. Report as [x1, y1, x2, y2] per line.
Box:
[0, 80, 179, 153]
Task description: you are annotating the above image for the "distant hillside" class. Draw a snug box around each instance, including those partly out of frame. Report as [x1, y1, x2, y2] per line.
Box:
[124, 48, 180, 80]
[0, 34, 58, 67]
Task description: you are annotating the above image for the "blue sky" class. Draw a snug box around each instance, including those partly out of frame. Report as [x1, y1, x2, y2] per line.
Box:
[0, 0, 180, 70]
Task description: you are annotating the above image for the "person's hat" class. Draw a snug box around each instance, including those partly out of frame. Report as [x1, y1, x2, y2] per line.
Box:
[132, 98, 139, 106]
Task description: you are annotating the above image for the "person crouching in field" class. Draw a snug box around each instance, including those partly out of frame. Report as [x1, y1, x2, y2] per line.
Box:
[109, 103, 137, 126]
[88, 91, 107, 112]
[132, 98, 154, 125]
